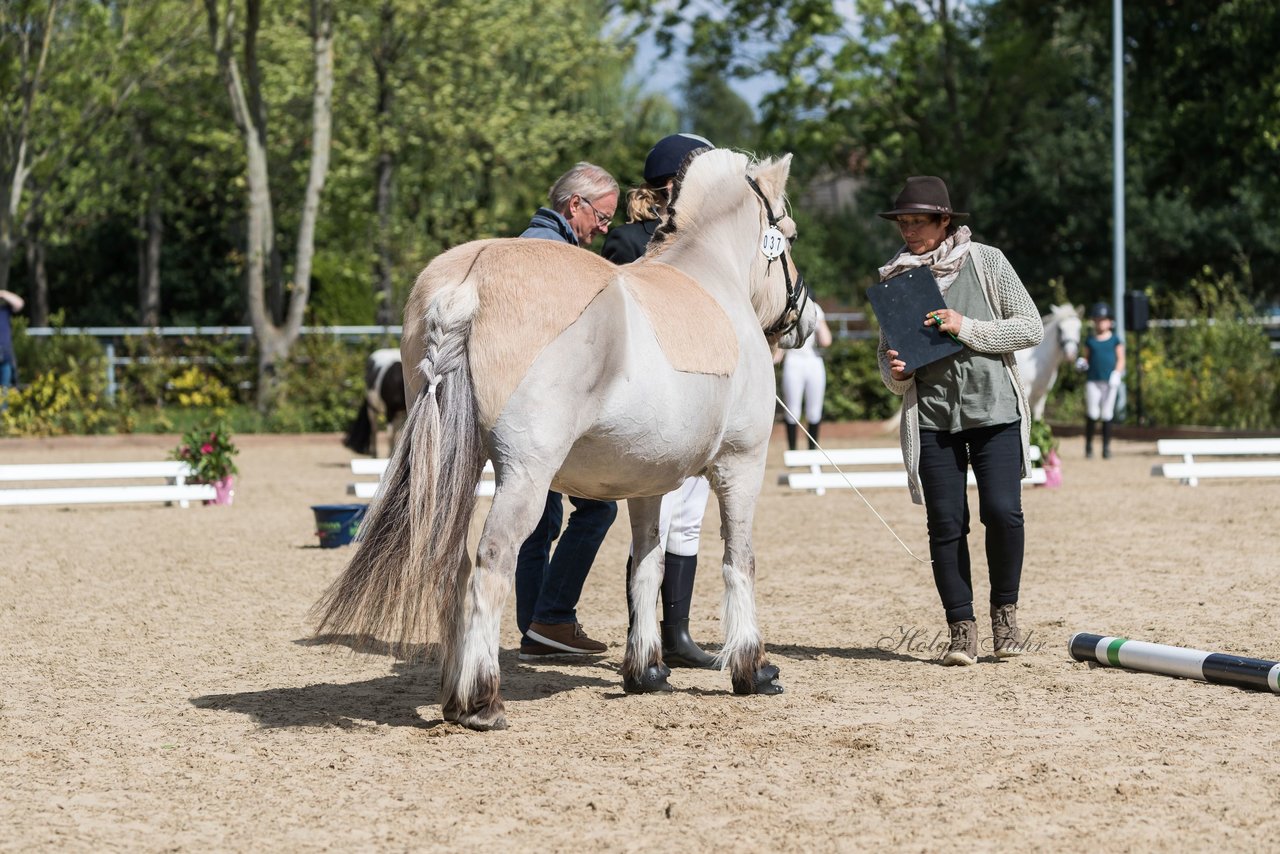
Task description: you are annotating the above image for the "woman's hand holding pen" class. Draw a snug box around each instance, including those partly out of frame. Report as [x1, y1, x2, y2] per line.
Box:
[925, 309, 962, 341]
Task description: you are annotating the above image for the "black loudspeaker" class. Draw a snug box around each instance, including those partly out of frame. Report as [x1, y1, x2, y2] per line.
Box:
[1124, 291, 1149, 332]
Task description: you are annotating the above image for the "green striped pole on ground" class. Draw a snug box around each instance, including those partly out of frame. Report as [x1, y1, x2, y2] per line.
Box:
[1069, 633, 1280, 693]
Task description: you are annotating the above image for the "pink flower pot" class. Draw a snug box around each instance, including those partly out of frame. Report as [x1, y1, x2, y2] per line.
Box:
[206, 475, 235, 506]
[1041, 450, 1062, 489]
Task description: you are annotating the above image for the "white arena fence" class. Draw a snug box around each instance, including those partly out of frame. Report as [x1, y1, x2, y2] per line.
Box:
[23, 325, 403, 402]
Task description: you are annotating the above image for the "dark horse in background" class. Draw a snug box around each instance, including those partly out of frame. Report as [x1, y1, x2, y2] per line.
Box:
[342, 348, 407, 457]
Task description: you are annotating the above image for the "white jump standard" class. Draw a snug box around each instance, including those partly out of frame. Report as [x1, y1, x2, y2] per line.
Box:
[1069, 633, 1280, 693]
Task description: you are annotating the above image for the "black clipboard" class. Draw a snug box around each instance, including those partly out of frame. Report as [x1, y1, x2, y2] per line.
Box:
[865, 267, 963, 373]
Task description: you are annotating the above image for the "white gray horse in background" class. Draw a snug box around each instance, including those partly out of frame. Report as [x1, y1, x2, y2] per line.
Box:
[1015, 303, 1082, 420]
[312, 149, 817, 731]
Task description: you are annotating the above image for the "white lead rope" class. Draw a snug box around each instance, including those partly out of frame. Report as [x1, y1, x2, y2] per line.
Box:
[775, 396, 930, 564]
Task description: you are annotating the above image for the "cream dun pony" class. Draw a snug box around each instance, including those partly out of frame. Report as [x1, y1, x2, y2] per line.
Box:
[312, 149, 816, 730]
[1015, 303, 1082, 420]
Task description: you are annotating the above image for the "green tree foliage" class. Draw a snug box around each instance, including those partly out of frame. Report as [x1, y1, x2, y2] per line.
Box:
[635, 0, 1280, 311]
[681, 56, 758, 149]
[322, 0, 651, 324]
[4, 0, 1279, 431]
[0, 0, 201, 320]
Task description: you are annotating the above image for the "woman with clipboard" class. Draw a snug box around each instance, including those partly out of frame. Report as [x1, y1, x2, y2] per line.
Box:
[874, 176, 1043, 667]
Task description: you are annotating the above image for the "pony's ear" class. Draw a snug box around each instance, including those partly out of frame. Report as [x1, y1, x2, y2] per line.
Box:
[752, 153, 793, 203]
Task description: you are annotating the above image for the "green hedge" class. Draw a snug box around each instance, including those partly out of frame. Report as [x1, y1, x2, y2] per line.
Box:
[1040, 272, 1278, 430]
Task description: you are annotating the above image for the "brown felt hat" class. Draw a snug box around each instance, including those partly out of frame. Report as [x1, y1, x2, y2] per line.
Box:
[877, 176, 969, 221]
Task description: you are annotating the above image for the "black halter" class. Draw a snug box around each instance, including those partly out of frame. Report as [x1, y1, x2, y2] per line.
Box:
[746, 176, 810, 339]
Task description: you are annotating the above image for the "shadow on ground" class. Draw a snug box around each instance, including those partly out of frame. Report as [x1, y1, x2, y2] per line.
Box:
[191, 638, 619, 730]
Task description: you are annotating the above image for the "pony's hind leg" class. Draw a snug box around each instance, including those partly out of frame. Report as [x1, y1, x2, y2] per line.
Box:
[623, 495, 671, 694]
[710, 457, 783, 696]
[446, 475, 548, 731]
[438, 549, 473, 723]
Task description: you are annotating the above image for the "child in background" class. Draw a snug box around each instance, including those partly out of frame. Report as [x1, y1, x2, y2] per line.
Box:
[1078, 302, 1126, 459]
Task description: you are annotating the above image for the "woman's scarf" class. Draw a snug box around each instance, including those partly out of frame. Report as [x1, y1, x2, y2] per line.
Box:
[877, 225, 973, 295]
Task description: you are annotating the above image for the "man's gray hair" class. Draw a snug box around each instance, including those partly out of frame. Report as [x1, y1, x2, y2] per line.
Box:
[548, 162, 618, 214]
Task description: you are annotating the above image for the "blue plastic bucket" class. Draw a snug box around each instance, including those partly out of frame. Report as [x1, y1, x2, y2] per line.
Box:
[311, 503, 367, 548]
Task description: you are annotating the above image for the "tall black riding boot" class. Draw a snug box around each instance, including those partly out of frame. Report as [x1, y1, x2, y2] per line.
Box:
[1084, 418, 1096, 459]
[784, 421, 798, 451]
[1101, 420, 1113, 459]
[806, 421, 821, 449]
[660, 552, 717, 668]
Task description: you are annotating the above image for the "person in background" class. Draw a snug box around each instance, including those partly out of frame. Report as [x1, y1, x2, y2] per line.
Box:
[775, 304, 833, 450]
[601, 133, 717, 668]
[1078, 302, 1126, 459]
[0, 289, 24, 393]
[875, 176, 1043, 666]
[515, 162, 621, 661]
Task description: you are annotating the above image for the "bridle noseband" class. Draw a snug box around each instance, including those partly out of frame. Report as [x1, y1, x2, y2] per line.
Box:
[746, 176, 810, 340]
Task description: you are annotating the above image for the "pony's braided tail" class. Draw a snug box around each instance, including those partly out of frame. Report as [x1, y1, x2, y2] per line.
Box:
[310, 267, 483, 656]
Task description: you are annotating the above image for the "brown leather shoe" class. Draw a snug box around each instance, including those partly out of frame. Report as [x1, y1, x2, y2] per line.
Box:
[526, 622, 607, 655]
[942, 620, 978, 666]
[991, 604, 1025, 657]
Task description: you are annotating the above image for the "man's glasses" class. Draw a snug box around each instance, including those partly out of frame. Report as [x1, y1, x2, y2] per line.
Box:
[580, 196, 613, 228]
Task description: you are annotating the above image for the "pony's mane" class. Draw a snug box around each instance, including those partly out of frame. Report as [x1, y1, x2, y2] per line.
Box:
[647, 149, 793, 330]
[649, 149, 751, 253]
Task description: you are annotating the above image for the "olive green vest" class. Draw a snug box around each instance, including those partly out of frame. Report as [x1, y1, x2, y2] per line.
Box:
[915, 257, 1021, 432]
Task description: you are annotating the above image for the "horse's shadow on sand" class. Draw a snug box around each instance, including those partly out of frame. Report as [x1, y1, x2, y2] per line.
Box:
[190, 635, 617, 730]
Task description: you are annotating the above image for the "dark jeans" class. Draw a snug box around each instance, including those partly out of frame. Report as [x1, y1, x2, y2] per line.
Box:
[917, 421, 1025, 624]
[515, 491, 617, 637]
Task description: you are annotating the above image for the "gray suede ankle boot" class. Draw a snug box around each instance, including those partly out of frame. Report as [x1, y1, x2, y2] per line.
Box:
[943, 620, 978, 666]
[991, 603, 1024, 657]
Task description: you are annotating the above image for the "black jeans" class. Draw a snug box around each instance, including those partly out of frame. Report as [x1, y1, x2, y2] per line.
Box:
[917, 421, 1025, 624]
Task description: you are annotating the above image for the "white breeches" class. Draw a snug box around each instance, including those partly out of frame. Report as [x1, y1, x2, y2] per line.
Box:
[631, 476, 710, 558]
[781, 353, 826, 424]
[1085, 380, 1120, 421]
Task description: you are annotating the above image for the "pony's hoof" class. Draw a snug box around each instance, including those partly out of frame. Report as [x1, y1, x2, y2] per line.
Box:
[455, 703, 507, 731]
[623, 663, 673, 694]
[441, 700, 461, 723]
[732, 663, 783, 696]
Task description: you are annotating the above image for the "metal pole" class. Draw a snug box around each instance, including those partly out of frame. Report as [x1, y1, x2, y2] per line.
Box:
[1112, 0, 1126, 331]
[105, 342, 117, 403]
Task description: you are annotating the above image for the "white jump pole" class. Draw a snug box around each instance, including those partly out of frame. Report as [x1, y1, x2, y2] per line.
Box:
[1069, 633, 1280, 693]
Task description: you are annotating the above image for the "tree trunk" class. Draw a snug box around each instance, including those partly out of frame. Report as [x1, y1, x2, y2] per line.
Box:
[24, 205, 48, 326]
[206, 0, 333, 411]
[278, 0, 334, 343]
[139, 174, 162, 326]
[207, 0, 282, 410]
[372, 0, 397, 327]
[374, 152, 395, 326]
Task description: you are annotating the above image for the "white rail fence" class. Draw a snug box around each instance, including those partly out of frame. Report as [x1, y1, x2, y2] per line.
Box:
[24, 314, 1279, 401]
[24, 325, 403, 401]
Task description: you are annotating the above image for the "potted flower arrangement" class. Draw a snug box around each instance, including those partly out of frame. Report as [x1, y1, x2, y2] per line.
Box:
[1029, 418, 1062, 488]
[172, 423, 239, 505]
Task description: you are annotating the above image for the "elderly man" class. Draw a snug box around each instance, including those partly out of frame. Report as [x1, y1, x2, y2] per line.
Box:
[515, 161, 620, 660]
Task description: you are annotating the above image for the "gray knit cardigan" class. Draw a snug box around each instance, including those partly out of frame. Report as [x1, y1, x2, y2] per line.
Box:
[876, 242, 1044, 505]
